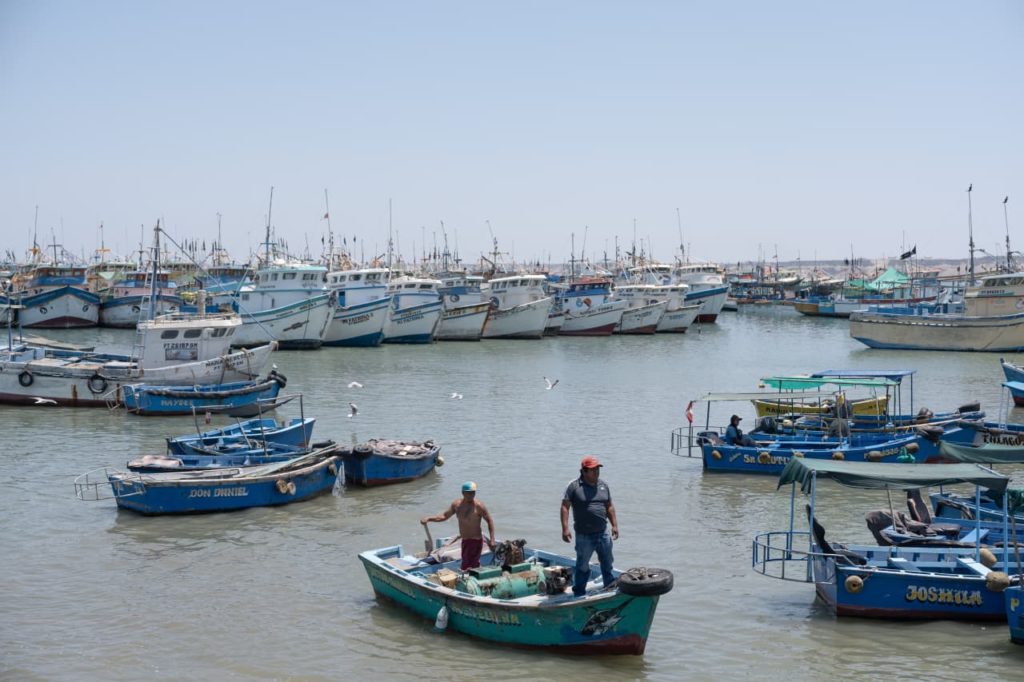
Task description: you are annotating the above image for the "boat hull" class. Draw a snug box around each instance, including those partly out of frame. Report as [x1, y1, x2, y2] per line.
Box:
[436, 302, 490, 341]
[322, 297, 389, 347]
[383, 301, 442, 344]
[1007, 586, 1024, 643]
[340, 445, 441, 486]
[16, 287, 100, 328]
[850, 311, 1024, 352]
[167, 417, 315, 454]
[685, 285, 727, 323]
[753, 395, 889, 418]
[122, 377, 283, 416]
[560, 302, 626, 336]
[616, 301, 667, 335]
[233, 294, 334, 349]
[99, 295, 182, 328]
[482, 298, 550, 339]
[107, 453, 341, 514]
[656, 304, 701, 333]
[359, 545, 664, 654]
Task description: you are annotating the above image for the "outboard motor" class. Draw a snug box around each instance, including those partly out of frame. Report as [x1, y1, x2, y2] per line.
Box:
[750, 417, 777, 435]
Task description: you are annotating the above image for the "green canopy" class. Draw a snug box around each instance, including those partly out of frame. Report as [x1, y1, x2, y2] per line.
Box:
[939, 441, 1024, 465]
[866, 266, 911, 292]
[777, 457, 1008, 494]
[760, 376, 898, 390]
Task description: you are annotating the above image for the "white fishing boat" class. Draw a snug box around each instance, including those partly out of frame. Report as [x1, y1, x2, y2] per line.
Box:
[849, 272, 1024, 352]
[611, 285, 668, 335]
[382, 276, 442, 344]
[480, 274, 551, 339]
[0, 302, 275, 407]
[323, 267, 390, 347]
[556, 279, 626, 336]
[673, 263, 728, 322]
[435, 274, 489, 341]
[231, 261, 334, 350]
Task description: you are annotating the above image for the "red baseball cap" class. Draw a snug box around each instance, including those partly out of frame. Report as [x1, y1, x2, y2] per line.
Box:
[580, 455, 602, 469]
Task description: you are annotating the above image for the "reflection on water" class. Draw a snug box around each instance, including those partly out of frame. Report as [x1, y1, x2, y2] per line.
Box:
[4, 314, 1024, 679]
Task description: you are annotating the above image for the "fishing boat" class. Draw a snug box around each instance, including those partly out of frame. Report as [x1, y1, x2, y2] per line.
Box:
[10, 262, 101, 328]
[480, 274, 551, 339]
[359, 537, 673, 654]
[121, 371, 286, 416]
[610, 285, 667, 335]
[338, 439, 442, 486]
[75, 445, 342, 515]
[850, 272, 1024, 352]
[752, 457, 1017, 620]
[1008, 585, 1024, 643]
[323, 267, 391, 347]
[166, 415, 315, 454]
[751, 376, 891, 419]
[99, 269, 182, 328]
[555, 279, 627, 336]
[434, 274, 490, 341]
[382, 276, 443, 344]
[127, 440, 313, 472]
[231, 260, 334, 349]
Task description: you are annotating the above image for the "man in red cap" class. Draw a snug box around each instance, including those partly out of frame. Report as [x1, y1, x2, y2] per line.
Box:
[560, 455, 618, 596]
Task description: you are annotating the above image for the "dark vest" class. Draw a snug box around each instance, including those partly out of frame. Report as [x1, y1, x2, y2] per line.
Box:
[564, 478, 611, 534]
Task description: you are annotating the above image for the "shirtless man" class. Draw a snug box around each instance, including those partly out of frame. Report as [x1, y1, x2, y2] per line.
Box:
[420, 481, 496, 570]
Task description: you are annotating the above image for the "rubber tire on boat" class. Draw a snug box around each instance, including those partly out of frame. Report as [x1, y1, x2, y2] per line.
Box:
[269, 370, 288, 388]
[87, 373, 108, 394]
[311, 440, 335, 449]
[18, 371, 33, 387]
[353, 445, 373, 459]
[617, 567, 674, 597]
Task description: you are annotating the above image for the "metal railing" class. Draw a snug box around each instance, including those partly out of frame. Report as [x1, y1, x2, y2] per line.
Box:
[751, 530, 815, 583]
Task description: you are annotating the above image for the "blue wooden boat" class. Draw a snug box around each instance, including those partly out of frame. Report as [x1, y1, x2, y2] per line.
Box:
[1000, 358, 1024, 405]
[166, 416, 316, 455]
[126, 440, 321, 473]
[76, 445, 341, 515]
[339, 439, 441, 486]
[752, 457, 1018, 621]
[122, 371, 286, 416]
[360, 538, 673, 654]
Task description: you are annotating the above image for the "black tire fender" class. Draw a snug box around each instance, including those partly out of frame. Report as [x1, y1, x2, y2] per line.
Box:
[617, 567, 674, 597]
[87, 373, 108, 394]
[18, 370, 34, 387]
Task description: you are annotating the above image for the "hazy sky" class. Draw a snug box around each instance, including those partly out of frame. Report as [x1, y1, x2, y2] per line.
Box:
[1, 1, 1021, 268]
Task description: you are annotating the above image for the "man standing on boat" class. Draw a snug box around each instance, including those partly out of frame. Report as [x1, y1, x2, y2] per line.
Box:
[561, 455, 619, 597]
[421, 481, 495, 571]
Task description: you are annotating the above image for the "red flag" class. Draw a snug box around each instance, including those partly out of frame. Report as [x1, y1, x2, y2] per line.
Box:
[685, 401, 694, 424]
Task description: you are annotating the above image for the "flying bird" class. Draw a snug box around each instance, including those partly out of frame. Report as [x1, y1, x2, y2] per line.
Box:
[348, 381, 363, 389]
[31, 397, 57, 405]
[348, 402, 358, 418]
[450, 392, 463, 400]
[544, 376, 559, 390]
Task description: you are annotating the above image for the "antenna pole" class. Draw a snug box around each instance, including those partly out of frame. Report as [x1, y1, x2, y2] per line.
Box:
[967, 183, 975, 284]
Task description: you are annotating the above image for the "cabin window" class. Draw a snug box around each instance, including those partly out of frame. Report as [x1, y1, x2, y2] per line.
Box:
[227, 328, 234, 336]
[184, 329, 202, 338]
[352, 274, 362, 282]
[241, 294, 250, 301]
[419, 284, 433, 290]
[404, 283, 415, 289]
[212, 328, 226, 337]
[271, 273, 279, 281]
[160, 330, 178, 339]
[520, 280, 529, 287]
[283, 272, 296, 280]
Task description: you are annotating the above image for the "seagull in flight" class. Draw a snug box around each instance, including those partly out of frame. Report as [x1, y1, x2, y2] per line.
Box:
[348, 402, 358, 418]
[348, 381, 363, 389]
[544, 376, 559, 390]
[450, 392, 463, 400]
[31, 397, 58, 405]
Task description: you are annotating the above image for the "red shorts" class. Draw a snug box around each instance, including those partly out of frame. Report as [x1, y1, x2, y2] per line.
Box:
[461, 538, 484, 570]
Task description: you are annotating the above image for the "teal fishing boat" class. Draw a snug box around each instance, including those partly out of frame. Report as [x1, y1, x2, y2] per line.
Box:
[359, 538, 673, 654]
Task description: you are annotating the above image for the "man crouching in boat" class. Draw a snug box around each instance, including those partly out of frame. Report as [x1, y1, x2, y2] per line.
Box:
[421, 481, 496, 570]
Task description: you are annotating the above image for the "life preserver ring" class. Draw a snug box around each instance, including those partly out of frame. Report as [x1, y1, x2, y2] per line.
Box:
[39, 306, 48, 315]
[617, 567, 674, 596]
[82, 304, 90, 312]
[87, 373, 108, 394]
[18, 371, 33, 387]
[131, 305, 141, 314]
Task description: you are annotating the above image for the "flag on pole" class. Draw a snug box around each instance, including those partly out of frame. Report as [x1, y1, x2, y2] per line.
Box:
[322, 212, 329, 220]
[685, 401, 694, 424]
[899, 245, 917, 260]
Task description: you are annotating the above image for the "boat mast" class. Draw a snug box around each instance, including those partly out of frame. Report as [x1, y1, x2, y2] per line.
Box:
[148, 222, 160, 321]
[676, 207, 685, 264]
[324, 189, 333, 266]
[967, 183, 975, 284]
[265, 186, 274, 265]
[1004, 196, 1012, 272]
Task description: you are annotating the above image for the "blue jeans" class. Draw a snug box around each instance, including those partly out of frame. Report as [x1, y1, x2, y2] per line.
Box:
[573, 530, 614, 596]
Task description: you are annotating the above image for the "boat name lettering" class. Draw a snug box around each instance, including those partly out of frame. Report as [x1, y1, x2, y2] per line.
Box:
[743, 454, 790, 465]
[983, 434, 1024, 446]
[164, 342, 199, 350]
[397, 313, 425, 323]
[187, 487, 250, 498]
[447, 602, 521, 625]
[343, 314, 371, 325]
[904, 585, 983, 606]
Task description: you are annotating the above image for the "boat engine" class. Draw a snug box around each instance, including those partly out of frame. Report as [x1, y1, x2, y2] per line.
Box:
[456, 562, 573, 598]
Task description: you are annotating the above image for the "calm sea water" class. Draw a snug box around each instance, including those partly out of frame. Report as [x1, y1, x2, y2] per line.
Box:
[3, 306, 1024, 681]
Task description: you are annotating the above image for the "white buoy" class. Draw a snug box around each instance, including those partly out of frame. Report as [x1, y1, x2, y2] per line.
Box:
[434, 605, 449, 631]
